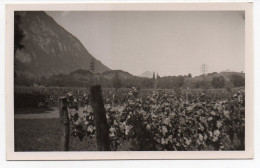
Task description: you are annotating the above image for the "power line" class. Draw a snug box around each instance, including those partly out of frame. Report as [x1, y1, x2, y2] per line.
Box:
[200, 64, 208, 76]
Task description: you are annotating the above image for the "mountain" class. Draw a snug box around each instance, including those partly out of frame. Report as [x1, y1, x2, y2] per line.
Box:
[14, 11, 110, 77]
[139, 71, 153, 78]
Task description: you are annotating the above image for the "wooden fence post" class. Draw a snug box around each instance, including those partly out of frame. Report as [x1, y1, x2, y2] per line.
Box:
[90, 85, 111, 151]
[59, 97, 70, 151]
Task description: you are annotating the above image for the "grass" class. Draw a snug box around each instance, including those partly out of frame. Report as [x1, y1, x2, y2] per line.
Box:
[14, 118, 143, 151]
[14, 118, 97, 151]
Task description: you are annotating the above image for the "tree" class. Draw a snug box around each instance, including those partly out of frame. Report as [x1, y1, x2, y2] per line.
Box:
[176, 76, 185, 87]
[230, 74, 245, 87]
[188, 73, 192, 78]
[112, 72, 121, 89]
[212, 76, 225, 88]
[14, 12, 25, 79]
[157, 73, 160, 79]
[152, 72, 156, 88]
[14, 12, 25, 56]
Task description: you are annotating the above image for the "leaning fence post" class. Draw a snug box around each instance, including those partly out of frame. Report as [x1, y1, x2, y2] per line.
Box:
[59, 97, 70, 151]
[90, 85, 111, 151]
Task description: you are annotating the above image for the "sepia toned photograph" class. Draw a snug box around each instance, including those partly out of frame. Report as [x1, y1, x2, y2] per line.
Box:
[6, 3, 253, 160]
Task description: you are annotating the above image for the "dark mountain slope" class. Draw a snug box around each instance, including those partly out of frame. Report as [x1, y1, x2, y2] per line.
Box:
[15, 11, 109, 77]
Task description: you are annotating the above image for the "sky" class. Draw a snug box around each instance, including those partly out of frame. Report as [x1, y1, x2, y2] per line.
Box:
[46, 11, 245, 77]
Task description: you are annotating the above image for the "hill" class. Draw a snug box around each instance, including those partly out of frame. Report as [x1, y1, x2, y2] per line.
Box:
[102, 70, 134, 80]
[183, 71, 245, 88]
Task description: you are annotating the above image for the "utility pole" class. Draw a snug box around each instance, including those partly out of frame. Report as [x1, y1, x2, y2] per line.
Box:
[90, 58, 95, 73]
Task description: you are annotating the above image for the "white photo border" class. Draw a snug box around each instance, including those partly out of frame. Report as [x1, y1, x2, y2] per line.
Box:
[5, 2, 254, 160]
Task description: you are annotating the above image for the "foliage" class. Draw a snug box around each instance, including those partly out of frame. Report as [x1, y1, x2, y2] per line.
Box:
[212, 76, 225, 88]
[112, 72, 122, 89]
[231, 74, 245, 87]
[15, 70, 190, 89]
[157, 76, 185, 89]
[194, 80, 211, 89]
[67, 87, 245, 151]
[15, 86, 241, 108]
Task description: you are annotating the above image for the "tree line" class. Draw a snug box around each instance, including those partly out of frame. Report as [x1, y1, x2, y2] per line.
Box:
[14, 70, 245, 89]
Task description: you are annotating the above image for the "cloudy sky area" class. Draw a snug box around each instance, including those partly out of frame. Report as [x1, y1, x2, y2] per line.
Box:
[46, 11, 245, 77]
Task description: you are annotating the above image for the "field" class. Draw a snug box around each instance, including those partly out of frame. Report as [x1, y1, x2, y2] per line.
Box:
[14, 86, 245, 151]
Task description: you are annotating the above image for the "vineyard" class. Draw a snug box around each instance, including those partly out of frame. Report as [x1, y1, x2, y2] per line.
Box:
[14, 86, 245, 151]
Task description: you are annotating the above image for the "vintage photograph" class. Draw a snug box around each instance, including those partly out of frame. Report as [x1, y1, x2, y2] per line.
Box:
[13, 10, 246, 151]
[6, 3, 254, 160]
